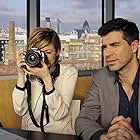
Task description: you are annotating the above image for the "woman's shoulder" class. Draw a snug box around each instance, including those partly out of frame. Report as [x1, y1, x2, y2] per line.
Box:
[59, 64, 78, 75]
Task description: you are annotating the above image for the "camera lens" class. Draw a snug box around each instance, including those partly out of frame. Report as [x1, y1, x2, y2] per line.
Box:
[25, 50, 41, 67]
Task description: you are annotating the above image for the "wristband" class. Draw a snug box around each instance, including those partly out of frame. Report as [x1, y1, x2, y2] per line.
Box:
[46, 86, 55, 95]
[16, 85, 25, 91]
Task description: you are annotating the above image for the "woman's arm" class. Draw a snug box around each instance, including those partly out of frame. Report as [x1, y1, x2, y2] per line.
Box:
[45, 66, 78, 120]
[12, 49, 28, 116]
[12, 88, 28, 116]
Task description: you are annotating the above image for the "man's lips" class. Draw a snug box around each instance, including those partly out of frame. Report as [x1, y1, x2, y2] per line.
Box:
[106, 59, 117, 64]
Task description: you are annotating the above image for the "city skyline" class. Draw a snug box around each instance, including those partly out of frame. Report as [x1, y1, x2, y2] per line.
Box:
[0, 0, 140, 32]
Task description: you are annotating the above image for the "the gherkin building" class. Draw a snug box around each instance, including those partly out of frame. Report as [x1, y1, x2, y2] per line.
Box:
[82, 20, 91, 33]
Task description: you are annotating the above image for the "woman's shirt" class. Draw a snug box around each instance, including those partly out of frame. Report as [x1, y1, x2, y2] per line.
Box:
[12, 64, 79, 135]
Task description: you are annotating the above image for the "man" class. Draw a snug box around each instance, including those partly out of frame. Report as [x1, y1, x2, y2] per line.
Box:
[75, 18, 140, 140]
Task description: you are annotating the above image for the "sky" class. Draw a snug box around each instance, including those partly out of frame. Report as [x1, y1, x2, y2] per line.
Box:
[0, 0, 140, 32]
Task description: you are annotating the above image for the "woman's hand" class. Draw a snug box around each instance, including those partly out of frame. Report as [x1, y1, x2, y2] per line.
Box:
[16, 49, 27, 87]
[16, 49, 26, 75]
[25, 61, 54, 92]
[25, 61, 50, 79]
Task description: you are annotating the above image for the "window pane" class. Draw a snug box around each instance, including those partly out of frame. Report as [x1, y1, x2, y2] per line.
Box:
[41, 0, 102, 70]
[115, 0, 140, 59]
[0, 0, 27, 77]
[115, 0, 140, 28]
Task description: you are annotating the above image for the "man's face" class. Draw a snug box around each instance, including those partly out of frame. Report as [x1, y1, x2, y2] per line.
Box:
[102, 31, 137, 71]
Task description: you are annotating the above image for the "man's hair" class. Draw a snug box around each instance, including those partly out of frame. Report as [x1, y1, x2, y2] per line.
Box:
[98, 18, 139, 45]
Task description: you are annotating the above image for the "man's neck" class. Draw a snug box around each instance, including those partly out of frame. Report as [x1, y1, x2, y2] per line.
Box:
[118, 58, 139, 85]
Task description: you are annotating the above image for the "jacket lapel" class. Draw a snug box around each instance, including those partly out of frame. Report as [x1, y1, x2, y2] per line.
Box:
[101, 69, 119, 127]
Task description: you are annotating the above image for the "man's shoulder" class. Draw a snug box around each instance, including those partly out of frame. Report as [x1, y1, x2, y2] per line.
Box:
[92, 66, 110, 75]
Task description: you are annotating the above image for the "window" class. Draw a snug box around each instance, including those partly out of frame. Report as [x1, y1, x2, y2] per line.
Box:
[0, 0, 26, 76]
[115, 0, 140, 59]
[115, 0, 140, 29]
[41, 0, 102, 70]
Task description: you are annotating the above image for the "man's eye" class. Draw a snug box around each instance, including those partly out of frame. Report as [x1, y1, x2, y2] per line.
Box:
[113, 44, 119, 47]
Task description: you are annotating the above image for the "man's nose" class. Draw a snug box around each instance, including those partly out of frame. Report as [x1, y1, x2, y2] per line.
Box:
[104, 48, 113, 57]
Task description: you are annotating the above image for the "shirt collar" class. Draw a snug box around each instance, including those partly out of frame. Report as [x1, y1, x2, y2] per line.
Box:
[114, 63, 140, 85]
[114, 72, 119, 84]
[133, 63, 140, 85]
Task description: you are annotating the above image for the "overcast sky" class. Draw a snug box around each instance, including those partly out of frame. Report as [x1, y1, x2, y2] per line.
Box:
[0, 0, 140, 32]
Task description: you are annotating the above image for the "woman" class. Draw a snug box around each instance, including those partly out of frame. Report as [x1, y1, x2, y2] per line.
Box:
[12, 27, 78, 135]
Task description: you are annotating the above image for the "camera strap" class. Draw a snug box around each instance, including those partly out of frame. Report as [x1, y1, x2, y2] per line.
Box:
[40, 85, 49, 132]
[26, 63, 60, 132]
[26, 75, 49, 132]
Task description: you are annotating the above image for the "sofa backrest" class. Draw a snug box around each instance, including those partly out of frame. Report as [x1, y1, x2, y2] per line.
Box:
[0, 76, 92, 128]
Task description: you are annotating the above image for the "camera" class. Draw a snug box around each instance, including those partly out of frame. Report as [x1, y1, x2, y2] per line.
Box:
[25, 48, 48, 67]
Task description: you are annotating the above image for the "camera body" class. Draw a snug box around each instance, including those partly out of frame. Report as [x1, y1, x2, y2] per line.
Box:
[25, 48, 48, 67]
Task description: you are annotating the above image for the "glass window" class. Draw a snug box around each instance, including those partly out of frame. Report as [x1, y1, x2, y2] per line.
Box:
[115, 0, 140, 28]
[0, 0, 26, 76]
[115, 0, 140, 59]
[41, 0, 102, 70]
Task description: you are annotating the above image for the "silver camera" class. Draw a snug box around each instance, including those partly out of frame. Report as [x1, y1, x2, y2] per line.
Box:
[25, 48, 48, 67]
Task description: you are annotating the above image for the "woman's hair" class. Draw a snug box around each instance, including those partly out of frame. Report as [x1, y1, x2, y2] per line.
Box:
[28, 27, 61, 62]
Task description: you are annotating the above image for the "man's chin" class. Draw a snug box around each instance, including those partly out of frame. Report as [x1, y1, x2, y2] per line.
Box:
[108, 65, 119, 71]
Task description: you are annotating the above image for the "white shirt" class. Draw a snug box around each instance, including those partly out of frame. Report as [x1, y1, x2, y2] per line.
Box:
[12, 64, 79, 135]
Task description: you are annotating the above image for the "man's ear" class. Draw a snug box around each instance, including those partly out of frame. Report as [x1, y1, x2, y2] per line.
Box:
[131, 40, 139, 53]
